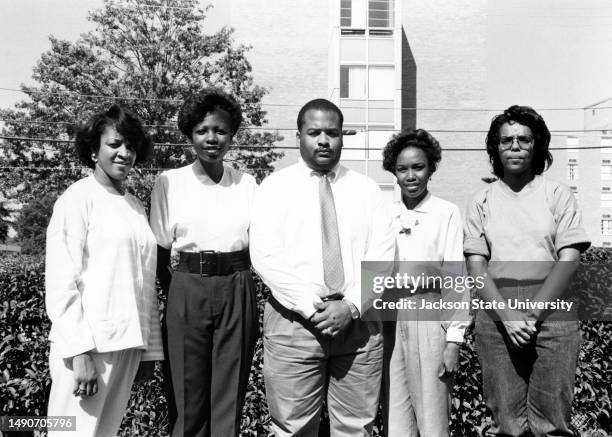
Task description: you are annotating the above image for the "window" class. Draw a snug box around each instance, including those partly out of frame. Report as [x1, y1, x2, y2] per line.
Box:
[340, 0, 393, 28]
[368, 0, 393, 27]
[602, 219, 612, 236]
[341, 65, 394, 100]
[602, 188, 612, 208]
[340, 66, 366, 99]
[567, 147, 578, 181]
[568, 163, 579, 180]
[340, 0, 366, 28]
[602, 159, 612, 180]
[340, 0, 352, 27]
[368, 66, 394, 99]
[570, 186, 579, 203]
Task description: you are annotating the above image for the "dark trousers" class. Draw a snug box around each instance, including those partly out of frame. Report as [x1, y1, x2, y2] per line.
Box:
[163, 270, 258, 437]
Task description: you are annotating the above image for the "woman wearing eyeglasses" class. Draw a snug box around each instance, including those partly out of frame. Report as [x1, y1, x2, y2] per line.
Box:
[464, 105, 590, 436]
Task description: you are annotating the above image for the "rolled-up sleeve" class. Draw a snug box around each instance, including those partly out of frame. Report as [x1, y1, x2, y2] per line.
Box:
[463, 192, 490, 258]
[552, 184, 591, 253]
[45, 195, 96, 358]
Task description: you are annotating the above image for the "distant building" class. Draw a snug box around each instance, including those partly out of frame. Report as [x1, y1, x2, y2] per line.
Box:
[213, 0, 488, 201]
[579, 97, 612, 247]
[210, 0, 609, 247]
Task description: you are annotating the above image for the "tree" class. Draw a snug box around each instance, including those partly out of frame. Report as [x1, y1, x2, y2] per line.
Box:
[0, 0, 283, 211]
[14, 193, 58, 254]
[0, 200, 9, 243]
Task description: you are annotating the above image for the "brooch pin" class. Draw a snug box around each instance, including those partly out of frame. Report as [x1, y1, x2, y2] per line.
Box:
[399, 214, 419, 235]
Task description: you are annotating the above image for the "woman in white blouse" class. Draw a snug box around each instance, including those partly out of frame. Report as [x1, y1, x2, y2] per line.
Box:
[381, 128, 470, 437]
[45, 105, 163, 436]
[149, 88, 258, 437]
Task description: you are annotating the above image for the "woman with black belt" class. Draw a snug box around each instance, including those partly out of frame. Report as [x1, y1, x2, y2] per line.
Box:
[150, 88, 258, 437]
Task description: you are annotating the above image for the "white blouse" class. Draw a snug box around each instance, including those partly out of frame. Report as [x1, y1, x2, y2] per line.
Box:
[390, 193, 470, 342]
[149, 161, 257, 252]
[45, 175, 163, 361]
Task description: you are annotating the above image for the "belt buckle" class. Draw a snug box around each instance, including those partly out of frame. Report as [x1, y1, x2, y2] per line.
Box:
[199, 250, 218, 277]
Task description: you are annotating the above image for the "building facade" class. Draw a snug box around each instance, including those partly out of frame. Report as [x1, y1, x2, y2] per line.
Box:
[582, 98, 612, 247]
[210, 0, 609, 247]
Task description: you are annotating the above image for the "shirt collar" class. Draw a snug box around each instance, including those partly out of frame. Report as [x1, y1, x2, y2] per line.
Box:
[191, 160, 228, 185]
[393, 191, 433, 215]
[297, 158, 342, 182]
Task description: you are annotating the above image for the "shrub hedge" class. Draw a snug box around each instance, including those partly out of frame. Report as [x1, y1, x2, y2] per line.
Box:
[1, 249, 610, 436]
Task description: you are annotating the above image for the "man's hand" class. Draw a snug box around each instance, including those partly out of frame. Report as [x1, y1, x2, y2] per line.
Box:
[134, 361, 155, 383]
[311, 301, 353, 337]
[438, 342, 460, 381]
[500, 309, 537, 348]
[71, 352, 98, 397]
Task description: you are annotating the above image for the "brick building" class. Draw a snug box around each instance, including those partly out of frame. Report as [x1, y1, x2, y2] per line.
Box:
[210, 0, 609, 246]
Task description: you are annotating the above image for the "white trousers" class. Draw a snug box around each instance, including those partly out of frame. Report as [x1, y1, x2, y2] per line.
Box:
[387, 320, 451, 437]
[47, 345, 141, 437]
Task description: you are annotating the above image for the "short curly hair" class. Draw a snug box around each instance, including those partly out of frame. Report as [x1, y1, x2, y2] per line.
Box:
[178, 88, 243, 138]
[75, 105, 152, 169]
[382, 128, 442, 174]
[486, 105, 553, 178]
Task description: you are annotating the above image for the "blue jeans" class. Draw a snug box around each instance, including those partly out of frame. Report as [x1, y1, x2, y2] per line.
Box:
[474, 282, 582, 437]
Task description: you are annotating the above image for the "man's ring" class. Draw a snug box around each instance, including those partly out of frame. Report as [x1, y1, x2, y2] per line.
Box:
[324, 328, 332, 335]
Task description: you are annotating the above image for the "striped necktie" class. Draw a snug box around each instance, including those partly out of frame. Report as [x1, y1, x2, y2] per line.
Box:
[315, 171, 345, 293]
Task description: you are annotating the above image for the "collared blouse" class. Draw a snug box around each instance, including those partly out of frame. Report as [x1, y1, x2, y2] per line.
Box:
[390, 193, 469, 342]
[149, 161, 257, 253]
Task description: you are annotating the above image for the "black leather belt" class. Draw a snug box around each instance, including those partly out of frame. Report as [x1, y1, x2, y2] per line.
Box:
[268, 293, 344, 322]
[321, 294, 344, 302]
[176, 249, 251, 277]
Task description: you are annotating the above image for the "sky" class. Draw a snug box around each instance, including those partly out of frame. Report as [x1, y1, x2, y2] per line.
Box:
[0, 0, 223, 110]
[487, 0, 612, 128]
[1, 0, 612, 130]
[0, 0, 101, 109]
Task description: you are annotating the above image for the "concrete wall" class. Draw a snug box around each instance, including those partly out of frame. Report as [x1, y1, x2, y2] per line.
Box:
[400, 0, 489, 213]
[224, 0, 332, 167]
[208, 0, 608, 244]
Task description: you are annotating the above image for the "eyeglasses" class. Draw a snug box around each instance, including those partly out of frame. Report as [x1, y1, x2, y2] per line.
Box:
[499, 135, 534, 150]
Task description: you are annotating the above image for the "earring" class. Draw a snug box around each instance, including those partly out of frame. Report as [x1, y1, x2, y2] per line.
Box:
[91, 153, 97, 163]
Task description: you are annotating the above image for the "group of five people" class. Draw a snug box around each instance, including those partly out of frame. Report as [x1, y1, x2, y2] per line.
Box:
[45, 88, 589, 437]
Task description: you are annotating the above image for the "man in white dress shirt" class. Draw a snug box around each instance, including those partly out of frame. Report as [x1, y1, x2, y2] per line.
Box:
[250, 99, 396, 436]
